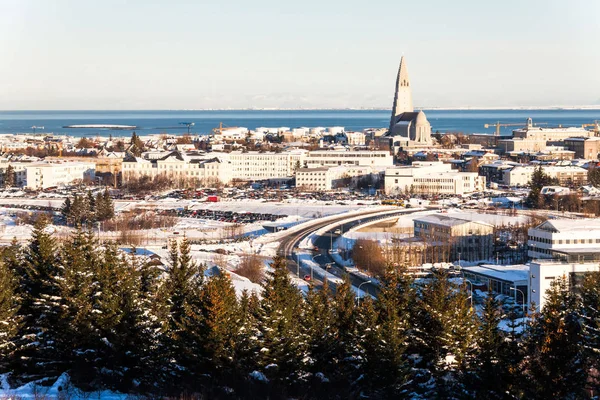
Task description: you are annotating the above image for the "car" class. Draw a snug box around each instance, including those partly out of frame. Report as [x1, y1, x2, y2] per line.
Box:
[303, 274, 311, 281]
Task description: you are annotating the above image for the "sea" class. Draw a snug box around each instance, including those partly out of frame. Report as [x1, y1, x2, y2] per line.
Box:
[0, 109, 599, 138]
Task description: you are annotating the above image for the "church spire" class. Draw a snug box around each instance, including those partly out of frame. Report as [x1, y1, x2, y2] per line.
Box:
[389, 56, 414, 132]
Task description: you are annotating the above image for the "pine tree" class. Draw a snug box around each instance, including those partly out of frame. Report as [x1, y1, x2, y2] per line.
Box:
[0, 258, 21, 372]
[234, 290, 259, 381]
[413, 270, 478, 396]
[4, 164, 15, 188]
[163, 237, 205, 391]
[254, 256, 305, 391]
[303, 281, 336, 392]
[523, 276, 586, 399]
[86, 190, 96, 221]
[57, 228, 98, 388]
[369, 267, 412, 397]
[9, 216, 63, 385]
[462, 293, 515, 399]
[197, 271, 240, 385]
[329, 277, 361, 390]
[93, 242, 151, 392]
[61, 197, 72, 222]
[580, 271, 600, 394]
[95, 189, 115, 222]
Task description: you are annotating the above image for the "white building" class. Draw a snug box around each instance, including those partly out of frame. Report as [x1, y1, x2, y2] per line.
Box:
[513, 118, 593, 142]
[527, 218, 600, 261]
[503, 165, 588, 187]
[385, 162, 485, 195]
[0, 161, 28, 187]
[305, 150, 393, 168]
[122, 152, 231, 185]
[218, 150, 307, 181]
[295, 165, 381, 191]
[25, 162, 96, 189]
[530, 260, 599, 310]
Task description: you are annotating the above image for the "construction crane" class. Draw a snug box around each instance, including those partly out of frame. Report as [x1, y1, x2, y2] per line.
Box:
[178, 122, 195, 134]
[484, 118, 547, 136]
[212, 122, 238, 135]
[582, 121, 600, 134]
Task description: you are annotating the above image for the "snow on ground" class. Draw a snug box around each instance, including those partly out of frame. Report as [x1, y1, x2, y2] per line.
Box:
[498, 317, 528, 333]
[0, 373, 128, 400]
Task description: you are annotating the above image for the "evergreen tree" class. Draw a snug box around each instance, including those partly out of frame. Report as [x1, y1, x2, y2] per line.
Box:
[86, 190, 96, 220]
[524, 276, 586, 399]
[9, 216, 63, 385]
[580, 271, 600, 394]
[197, 271, 240, 386]
[413, 270, 478, 396]
[163, 237, 205, 391]
[525, 165, 558, 209]
[462, 293, 516, 399]
[234, 289, 260, 382]
[0, 258, 21, 371]
[255, 256, 305, 391]
[95, 189, 115, 221]
[369, 267, 412, 397]
[303, 281, 336, 392]
[61, 197, 72, 222]
[57, 228, 98, 388]
[328, 277, 361, 390]
[4, 164, 15, 188]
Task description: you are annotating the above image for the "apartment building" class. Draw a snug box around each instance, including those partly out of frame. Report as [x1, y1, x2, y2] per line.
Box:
[564, 137, 600, 159]
[513, 118, 593, 142]
[219, 150, 307, 181]
[0, 161, 27, 187]
[122, 152, 231, 184]
[25, 162, 96, 189]
[413, 214, 494, 262]
[502, 165, 588, 187]
[305, 150, 393, 168]
[295, 165, 381, 191]
[385, 162, 485, 195]
[530, 260, 599, 310]
[527, 218, 600, 261]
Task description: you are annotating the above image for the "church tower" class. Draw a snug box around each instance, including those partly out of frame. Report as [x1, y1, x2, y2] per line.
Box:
[388, 56, 414, 132]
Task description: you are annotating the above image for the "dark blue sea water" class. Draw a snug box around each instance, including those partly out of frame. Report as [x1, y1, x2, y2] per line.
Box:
[0, 109, 599, 137]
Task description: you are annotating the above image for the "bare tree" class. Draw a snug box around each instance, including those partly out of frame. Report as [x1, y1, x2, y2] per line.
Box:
[235, 254, 264, 283]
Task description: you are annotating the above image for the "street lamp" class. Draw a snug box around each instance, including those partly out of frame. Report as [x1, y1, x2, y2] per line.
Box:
[510, 286, 527, 316]
[463, 278, 474, 308]
[357, 280, 372, 306]
[295, 248, 300, 277]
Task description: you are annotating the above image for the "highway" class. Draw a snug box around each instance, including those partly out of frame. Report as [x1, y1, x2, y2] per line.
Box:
[277, 207, 424, 296]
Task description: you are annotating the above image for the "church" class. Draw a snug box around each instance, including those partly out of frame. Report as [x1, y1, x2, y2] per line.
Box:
[378, 57, 433, 151]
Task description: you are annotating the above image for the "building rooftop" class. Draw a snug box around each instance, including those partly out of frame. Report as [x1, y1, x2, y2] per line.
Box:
[414, 214, 494, 228]
[463, 264, 529, 283]
[534, 218, 600, 233]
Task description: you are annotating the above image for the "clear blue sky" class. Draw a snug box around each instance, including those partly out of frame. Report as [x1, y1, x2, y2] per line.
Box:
[1, 0, 599, 109]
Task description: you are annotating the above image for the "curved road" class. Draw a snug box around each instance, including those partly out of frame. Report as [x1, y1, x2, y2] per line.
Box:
[277, 207, 424, 296]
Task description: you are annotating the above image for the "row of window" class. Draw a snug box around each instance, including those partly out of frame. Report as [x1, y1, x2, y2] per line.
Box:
[529, 236, 600, 245]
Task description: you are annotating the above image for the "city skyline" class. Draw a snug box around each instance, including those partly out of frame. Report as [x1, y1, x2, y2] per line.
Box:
[1, 0, 600, 110]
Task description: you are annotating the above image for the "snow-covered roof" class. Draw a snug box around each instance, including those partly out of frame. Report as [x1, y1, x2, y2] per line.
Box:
[534, 218, 600, 233]
[414, 214, 494, 228]
[463, 264, 529, 284]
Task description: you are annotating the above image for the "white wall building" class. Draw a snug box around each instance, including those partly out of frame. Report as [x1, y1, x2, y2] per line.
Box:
[503, 165, 588, 187]
[25, 162, 96, 189]
[385, 162, 485, 195]
[513, 118, 593, 142]
[530, 261, 599, 310]
[305, 150, 393, 168]
[295, 165, 381, 191]
[527, 219, 600, 261]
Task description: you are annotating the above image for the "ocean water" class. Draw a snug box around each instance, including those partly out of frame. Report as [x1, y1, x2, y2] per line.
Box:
[0, 109, 599, 137]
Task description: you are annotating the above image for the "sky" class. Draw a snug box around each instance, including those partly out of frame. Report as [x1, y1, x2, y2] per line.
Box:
[1, 0, 599, 110]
